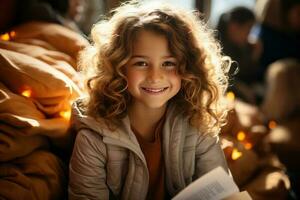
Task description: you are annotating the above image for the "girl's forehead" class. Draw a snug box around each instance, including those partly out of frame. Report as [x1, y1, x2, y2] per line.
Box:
[134, 30, 166, 41]
[131, 30, 172, 55]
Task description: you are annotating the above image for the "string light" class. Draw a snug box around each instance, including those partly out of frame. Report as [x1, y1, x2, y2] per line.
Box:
[237, 131, 246, 141]
[21, 89, 32, 97]
[231, 148, 242, 160]
[244, 142, 253, 150]
[0, 33, 10, 41]
[226, 91, 235, 101]
[59, 110, 71, 120]
[0, 31, 16, 41]
[10, 31, 16, 37]
[268, 120, 277, 129]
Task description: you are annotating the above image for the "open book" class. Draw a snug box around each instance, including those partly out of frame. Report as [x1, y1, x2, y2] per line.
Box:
[172, 166, 251, 200]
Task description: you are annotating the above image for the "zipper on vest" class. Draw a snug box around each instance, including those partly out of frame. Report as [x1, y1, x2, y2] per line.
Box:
[103, 137, 150, 199]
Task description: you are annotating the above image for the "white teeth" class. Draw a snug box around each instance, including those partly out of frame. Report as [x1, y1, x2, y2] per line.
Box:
[142, 87, 167, 92]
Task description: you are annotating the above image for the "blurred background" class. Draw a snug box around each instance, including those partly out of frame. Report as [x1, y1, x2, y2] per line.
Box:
[0, 0, 299, 199]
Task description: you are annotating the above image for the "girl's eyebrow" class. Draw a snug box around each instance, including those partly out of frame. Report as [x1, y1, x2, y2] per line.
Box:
[131, 55, 176, 59]
[131, 55, 148, 58]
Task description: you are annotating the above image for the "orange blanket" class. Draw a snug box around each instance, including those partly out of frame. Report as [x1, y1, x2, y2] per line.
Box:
[0, 150, 66, 200]
[0, 21, 87, 199]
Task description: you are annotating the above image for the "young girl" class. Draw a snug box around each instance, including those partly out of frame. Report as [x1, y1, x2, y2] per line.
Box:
[69, 1, 232, 199]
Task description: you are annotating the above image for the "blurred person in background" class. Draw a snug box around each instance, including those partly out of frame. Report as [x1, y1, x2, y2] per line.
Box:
[217, 6, 263, 104]
[68, 0, 106, 35]
[255, 0, 300, 77]
[262, 58, 300, 200]
[0, 0, 92, 35]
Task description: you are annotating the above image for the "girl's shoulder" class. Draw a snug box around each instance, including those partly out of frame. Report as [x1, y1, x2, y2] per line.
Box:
[71, 98, 130, 140]
[71, 98, 108, 133]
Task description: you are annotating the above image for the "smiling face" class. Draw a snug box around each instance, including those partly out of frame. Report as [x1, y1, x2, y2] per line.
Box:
[125, 30, 181, 111]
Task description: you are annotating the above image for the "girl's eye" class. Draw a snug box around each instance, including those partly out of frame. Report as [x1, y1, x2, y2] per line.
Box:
[162, 61, 177, 68]
[133, 61, 147, 67]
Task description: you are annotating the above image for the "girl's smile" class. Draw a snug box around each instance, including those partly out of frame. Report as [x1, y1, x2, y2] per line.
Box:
[141, 86, 169, 94]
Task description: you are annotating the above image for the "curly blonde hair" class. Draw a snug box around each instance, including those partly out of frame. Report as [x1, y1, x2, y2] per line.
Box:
[79, 1, 231, 135]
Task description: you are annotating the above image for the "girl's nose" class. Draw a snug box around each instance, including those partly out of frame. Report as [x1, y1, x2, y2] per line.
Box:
[147, 67, 163, 83]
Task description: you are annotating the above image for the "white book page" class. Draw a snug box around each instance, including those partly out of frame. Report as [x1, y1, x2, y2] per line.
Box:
[172, 166, 239, 200]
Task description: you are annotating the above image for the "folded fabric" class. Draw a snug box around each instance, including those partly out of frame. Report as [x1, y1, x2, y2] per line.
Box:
[0, 21, 86, 199]
[222, 136, 259, 186]
[243, 169, 290, 200]
[11, 21, 89, 61]
[0, 82, 45, 119]
[0, 82, 72, 152]
[0, 49, 82, 115]
[0, 41, 83, 88]
[0, 40, 76, 68]
[0, 41, 84, 88]
[0, 150, 66, 199]
[0, 113, 69, 138]
[0, 123, 49, 162]
[222, 100, 268, 148]
[267, 116, 300, 170]
[11, 38, 57, 51]
[221, 100, 290, 199]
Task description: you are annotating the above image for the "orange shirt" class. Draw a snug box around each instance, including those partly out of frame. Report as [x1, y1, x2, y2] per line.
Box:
[133, 118, 165, 200]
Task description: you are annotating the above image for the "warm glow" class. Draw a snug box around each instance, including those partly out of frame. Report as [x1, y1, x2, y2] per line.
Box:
[268, 121, 277, 129]
[0, 33, 10, 41]
[237, 131, 246, 141]
[69, 100, 74, 106]
[244, 142, 253, 150]
[59, 110, 71, 119]
[21, 89, 32, 97]
[226, 91, 235, 101]
[10, 31, 16, 37]
[0, 31, 16, 41]
[231, 148, 242, 160]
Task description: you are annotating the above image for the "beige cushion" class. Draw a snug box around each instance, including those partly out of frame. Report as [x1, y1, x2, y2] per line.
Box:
[0, 40, 76, 67]
[0, 123, 48, 162]
[11, 21, 89, 61]
[0, 150, 66, 199]
[0, 40, 83, 88]
[0, 82, 44, 119]
[0, 49, 81, 115]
